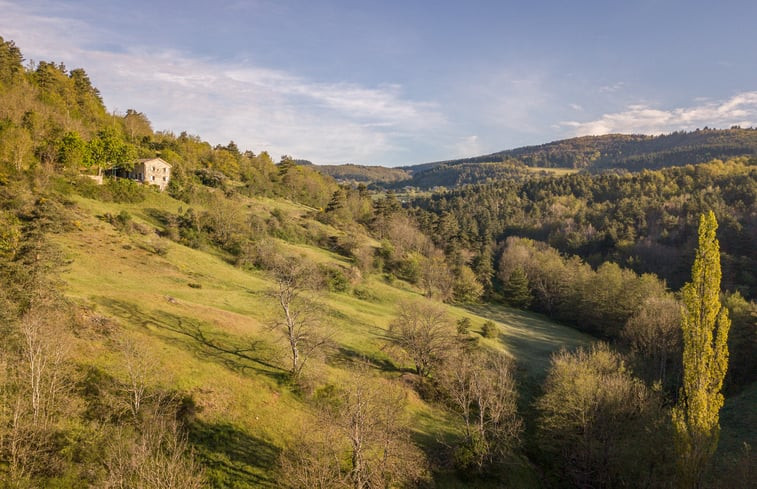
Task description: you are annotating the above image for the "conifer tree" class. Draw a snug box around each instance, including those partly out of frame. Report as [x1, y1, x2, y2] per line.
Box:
[502, 267, 532, 309]
[672, 211, 730, 488]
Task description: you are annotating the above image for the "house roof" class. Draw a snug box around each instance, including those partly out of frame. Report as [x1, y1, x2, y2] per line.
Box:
[136, 157, 172, 168]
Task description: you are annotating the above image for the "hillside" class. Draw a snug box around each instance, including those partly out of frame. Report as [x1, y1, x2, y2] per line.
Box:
[311, 163, 410, 184]
[42, 181, 591, 487]
[310, 129, 757, 189]
[407, 129, 757, 172]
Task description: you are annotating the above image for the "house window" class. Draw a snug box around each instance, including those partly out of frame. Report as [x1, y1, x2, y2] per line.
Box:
[162, 176, 167, 181]
[138, 172, 142, 180]
[151, 176, 155, 181]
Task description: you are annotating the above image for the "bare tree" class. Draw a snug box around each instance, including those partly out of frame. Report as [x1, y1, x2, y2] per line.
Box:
[279, 371, 429, 489]
[438, 348, 522, 470]
[387, 299, 455, 377]
[269, 256, 331, 379]
[0, 307, 71, 482]
[115, 336, 159, 421]
[103, 409, 205, 489]
[336, 373, 428, 489]
[279, 421, 346, 489]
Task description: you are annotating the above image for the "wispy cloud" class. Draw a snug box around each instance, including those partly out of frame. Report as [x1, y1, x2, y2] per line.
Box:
[562, 92, 757, 135]
[0, 0, 445, 164]
[452, 135, 482, 158]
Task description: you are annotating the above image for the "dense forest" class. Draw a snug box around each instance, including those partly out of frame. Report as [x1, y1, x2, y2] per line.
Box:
[0, 35, 755, 488]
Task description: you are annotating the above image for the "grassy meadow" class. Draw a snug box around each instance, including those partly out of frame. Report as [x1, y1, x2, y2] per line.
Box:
[51, 189, 593, 487]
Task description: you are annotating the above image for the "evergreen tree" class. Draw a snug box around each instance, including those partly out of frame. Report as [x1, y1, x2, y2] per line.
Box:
[502, 267, 532, 309]
[672, 211, 730, 488]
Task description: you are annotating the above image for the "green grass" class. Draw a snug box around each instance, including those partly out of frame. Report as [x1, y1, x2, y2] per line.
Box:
[719, 381, 757, 455]
[54, 191, 594, 487]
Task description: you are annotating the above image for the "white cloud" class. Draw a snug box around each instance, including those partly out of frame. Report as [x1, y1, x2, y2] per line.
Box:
[562, 92, 757, 135]
[453, 135, 482, 158]
[0, 0, 445, 165]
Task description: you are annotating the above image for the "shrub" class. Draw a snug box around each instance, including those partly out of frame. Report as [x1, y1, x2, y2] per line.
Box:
[353, 286, 379, 302]
[456, 317, 472, 335]
[319, 264, 350, 293]
[481, 320, 498, 338]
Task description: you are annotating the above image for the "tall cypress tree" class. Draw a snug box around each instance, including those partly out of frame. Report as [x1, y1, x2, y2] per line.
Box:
[672, 211, 730, 488]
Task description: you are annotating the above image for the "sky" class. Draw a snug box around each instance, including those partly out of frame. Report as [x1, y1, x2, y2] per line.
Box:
[2, 0, 757, 166]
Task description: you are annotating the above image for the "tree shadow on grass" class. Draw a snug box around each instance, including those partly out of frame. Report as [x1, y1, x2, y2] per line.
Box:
[189, 420, 281, 488]
[328, 345, 402, 373]
[94, 296, 289, 384]
[463, 303, 593, 380]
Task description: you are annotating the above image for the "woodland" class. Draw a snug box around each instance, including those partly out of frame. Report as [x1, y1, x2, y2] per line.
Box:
[0, 36, 755, 488]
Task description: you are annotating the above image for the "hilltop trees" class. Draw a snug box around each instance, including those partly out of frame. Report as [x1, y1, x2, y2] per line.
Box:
[672, 211, 731, 488]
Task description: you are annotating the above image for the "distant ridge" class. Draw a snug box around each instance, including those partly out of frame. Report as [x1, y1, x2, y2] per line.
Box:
[404, 128, 757, 173]
[311, 128, 757, 188]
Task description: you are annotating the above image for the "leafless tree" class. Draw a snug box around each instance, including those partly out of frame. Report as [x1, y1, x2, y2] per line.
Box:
[437, 348, 522, 470]
[279, 371, 429, 489]
[268, 256, 331, 379]
[114, 336, 160, 421]
[103, 409, 205, 489]
[387, 299, 455, 377]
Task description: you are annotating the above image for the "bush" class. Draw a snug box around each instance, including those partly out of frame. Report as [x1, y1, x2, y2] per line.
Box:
[319, 264, 350, 292]
[353, 286, 379, 302]
[481, 320, 498, 338]
[456, 317, 472, 335]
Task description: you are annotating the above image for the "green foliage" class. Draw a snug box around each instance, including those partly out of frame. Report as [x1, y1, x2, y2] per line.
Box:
[453, 265, 483, 303]
[76, 176, 149, 203]
[497, 237, 668, 339]
[87, 128, 136, 170]
[502, 267, 531, 308]
[319, 263, 350, 292]
[481, 320, 498, 338]
[723, 292, 757, 393]
[412, 159, 757, 300]
[0, 36, 24, 85]
[536, 344, 673, 488]
[673, 211, 731, 488]
[456, 317, 472, 335]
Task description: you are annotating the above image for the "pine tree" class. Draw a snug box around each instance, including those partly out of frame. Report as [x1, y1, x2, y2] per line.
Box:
[672, 211, 730, 488]
[502, 267, 532, 309]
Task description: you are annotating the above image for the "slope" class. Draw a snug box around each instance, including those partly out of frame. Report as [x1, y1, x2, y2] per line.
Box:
[52, 187, 592, 487]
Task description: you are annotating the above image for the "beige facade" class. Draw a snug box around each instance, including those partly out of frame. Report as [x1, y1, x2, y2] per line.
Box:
[127, 157, 172, 190]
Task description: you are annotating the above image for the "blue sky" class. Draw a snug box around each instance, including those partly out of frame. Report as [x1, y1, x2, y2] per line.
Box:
[2, 0, 757, 166]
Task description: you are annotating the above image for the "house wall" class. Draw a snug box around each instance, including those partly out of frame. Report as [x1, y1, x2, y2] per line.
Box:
[143, 160, 171, 190]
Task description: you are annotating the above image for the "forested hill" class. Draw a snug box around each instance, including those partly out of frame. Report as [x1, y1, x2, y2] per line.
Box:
[310, 163, 410, 184]
[407, 129, 757, 172]
[310, 129, 757, 189]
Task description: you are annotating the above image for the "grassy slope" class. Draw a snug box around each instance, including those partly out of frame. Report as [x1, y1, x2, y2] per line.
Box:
[54, 190, 592, 487]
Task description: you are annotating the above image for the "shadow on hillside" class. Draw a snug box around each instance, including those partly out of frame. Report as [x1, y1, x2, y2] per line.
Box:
[463, 304, 592, 378]
[329, 345, 401, 373]
[190, 420, 281, 488]
[95, 297, 288, 383]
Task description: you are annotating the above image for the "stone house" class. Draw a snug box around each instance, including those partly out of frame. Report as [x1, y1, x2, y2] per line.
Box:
[125, 157, 172, 191]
